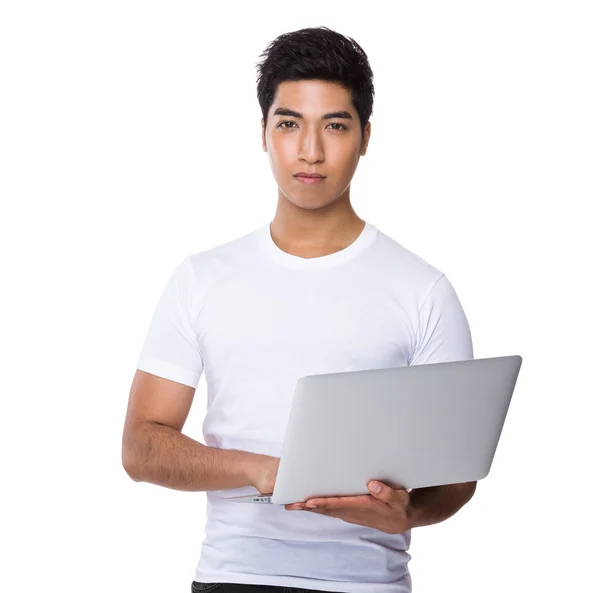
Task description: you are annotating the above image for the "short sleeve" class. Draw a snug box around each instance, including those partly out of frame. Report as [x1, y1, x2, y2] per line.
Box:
[135, 256, 204, 388]
[408, 274, 474, 366]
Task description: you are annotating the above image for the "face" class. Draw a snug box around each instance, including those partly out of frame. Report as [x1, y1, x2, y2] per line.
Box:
[261, 79, 370, 211]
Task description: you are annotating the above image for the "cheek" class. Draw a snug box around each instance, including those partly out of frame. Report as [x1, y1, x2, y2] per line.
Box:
[328, 142, 360, 165]
[268, 139, 294, 167]
[333, 155, 359, 179]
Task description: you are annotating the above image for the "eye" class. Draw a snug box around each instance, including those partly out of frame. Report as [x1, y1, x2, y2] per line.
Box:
[276, 121, 348, 131]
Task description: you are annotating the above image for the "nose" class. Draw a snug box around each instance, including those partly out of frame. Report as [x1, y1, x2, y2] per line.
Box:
[298, 126, 325, 164]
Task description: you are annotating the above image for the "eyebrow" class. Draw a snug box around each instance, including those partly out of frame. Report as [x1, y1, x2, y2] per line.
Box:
[273, 107, 353, 120]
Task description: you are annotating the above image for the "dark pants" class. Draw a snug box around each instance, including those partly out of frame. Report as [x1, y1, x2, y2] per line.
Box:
[191, 581, 347, 593]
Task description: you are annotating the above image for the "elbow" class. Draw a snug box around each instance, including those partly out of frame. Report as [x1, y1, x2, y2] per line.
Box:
[465, 480, 477, 502]
[447, 480, 477, 503]
[122, 441, 143, 482]
[122, 424, 146, 482]
[122, 454, 141, 481]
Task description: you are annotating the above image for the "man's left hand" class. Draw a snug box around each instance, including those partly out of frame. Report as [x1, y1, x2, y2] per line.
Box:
[284, 481, 414, 535]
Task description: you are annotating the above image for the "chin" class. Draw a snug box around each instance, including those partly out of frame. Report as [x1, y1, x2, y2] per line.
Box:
[282, 191, 338, 210]
[292, 198, 336, 211]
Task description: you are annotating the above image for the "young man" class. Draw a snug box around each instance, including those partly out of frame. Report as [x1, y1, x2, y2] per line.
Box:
[122, 26, 476, 593]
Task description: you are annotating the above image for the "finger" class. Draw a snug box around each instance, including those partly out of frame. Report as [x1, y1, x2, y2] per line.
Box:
[304, 506, 327, 513]
[304, 496, 345, 506]
[284, 501, 309, 510]
[368, 481, 410, 510]
[305, 494, 371, 507]
[305, 494, 384, 512]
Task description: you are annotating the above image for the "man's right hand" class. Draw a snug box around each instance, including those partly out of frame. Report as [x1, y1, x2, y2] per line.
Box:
[246, 453, 280, 494]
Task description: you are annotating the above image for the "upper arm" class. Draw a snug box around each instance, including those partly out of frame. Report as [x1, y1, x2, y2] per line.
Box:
[409, 273, 474, 366]
[124, 369, 195, 432]
[123, 256, 204, 469]
[121, 369, 195, 468]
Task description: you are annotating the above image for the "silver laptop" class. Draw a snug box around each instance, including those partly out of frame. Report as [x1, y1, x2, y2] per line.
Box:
[220, 355, 523, 505]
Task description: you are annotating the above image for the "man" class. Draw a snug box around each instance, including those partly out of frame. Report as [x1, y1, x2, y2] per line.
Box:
[122, 26, 476, 593]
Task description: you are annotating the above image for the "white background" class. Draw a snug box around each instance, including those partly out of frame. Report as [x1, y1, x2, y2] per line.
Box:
[1, 1, 598, 591]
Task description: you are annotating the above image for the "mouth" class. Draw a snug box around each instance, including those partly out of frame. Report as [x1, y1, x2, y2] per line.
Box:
[294, 174, 326, 185]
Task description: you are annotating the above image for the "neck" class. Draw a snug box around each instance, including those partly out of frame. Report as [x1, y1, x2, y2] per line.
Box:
[270, 192, 365, 258]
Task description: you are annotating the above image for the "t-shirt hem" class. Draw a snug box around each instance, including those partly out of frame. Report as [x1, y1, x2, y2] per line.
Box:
[136, 354, 200, 388]
[193, 570, 411, 593]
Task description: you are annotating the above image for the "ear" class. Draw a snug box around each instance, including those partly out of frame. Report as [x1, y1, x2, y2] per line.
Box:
[261, 118, 267, 152]
[360, 121, 371, 156]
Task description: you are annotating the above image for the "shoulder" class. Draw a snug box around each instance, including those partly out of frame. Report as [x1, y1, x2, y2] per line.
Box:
[370, 226, 445, 302]
[187, 226, 261, 276]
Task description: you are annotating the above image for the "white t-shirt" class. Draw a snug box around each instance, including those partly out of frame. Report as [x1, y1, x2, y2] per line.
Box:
[136, 220, 473, 593]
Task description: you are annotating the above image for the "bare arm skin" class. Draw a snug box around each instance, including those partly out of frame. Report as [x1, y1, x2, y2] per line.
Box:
[408, 481, 477, 528]
[121, 370, 265, 492]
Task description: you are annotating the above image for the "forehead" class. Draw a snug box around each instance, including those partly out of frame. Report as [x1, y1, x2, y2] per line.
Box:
[271, 80, 354, 115]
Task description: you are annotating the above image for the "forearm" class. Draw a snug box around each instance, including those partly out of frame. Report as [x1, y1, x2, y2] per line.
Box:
[408, 481, 477, 528]
[123, 421, 257, 492]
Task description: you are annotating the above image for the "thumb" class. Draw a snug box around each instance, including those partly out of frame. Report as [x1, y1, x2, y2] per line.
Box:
[368, 481, 384, 494]
[368, 481, 409, 508]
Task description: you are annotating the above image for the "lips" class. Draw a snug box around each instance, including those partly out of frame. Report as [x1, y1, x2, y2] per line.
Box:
[295, 174, 325, 178]
[295, 175, 325, 185]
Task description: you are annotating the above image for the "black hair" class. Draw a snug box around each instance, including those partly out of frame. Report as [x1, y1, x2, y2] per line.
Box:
[255, 26, 375, 143]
